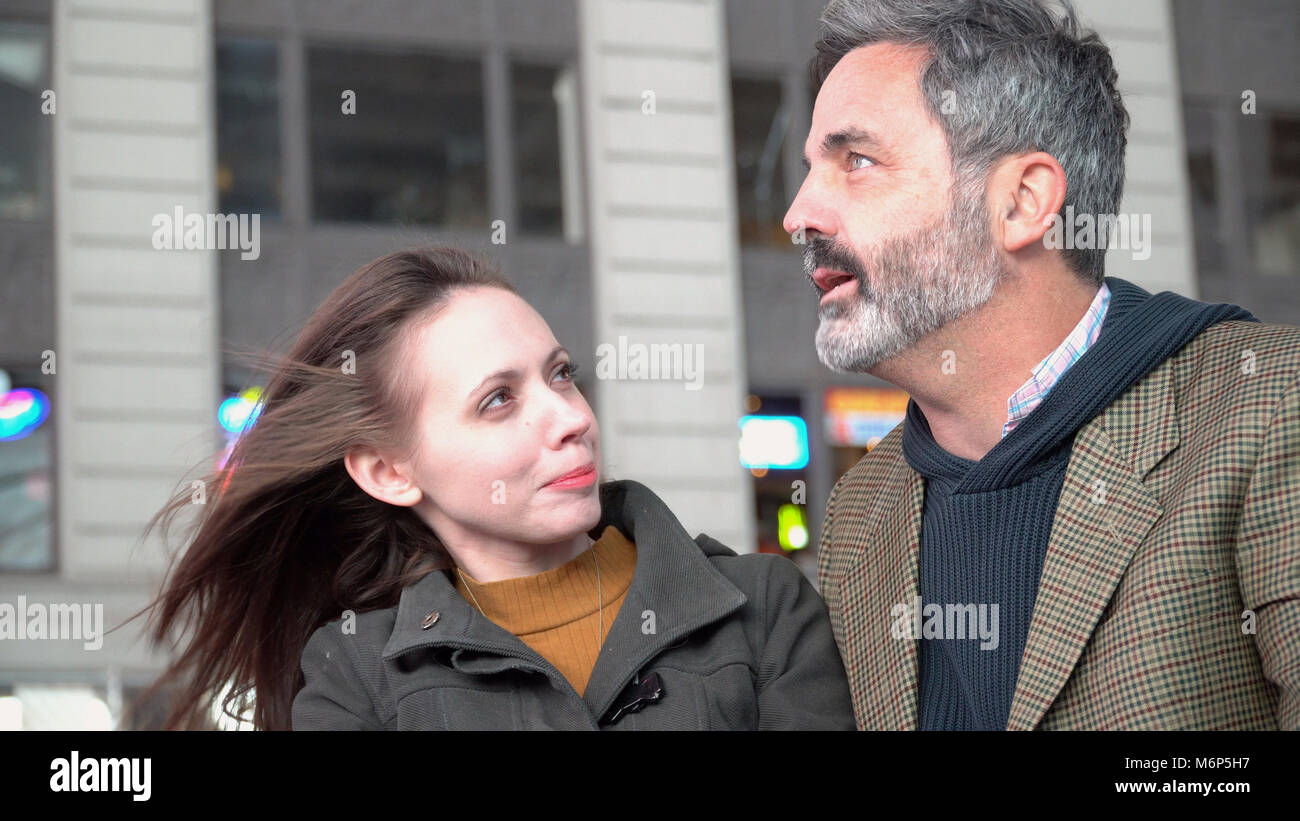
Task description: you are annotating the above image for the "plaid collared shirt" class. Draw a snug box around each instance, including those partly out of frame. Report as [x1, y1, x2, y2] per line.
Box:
[1002, 283, 1111, 438]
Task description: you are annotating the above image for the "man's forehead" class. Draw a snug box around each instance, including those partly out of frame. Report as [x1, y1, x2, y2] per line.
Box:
[823, 41, 929, 86]
[806, 42, 930, 148]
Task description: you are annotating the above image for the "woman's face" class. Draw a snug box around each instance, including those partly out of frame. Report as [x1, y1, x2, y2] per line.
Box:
[397, 286, 602, 553]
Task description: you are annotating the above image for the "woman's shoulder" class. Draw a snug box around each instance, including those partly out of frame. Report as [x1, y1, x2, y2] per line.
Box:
[602, 477, 826, 605]
[692, 533, 820, 599]
[295, 604, 402, 726]
[302, 604, 401, 668]
[689, 533, 838, 684]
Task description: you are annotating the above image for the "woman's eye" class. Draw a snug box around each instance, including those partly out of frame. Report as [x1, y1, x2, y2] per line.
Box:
[554, 361, 579, 382]
[849, 153, 875, 170]
[482, 363, 579, 413]
[483, 390, 511, 412]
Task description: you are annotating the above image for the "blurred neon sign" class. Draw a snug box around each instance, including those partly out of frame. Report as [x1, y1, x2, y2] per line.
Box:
[0, 388, 50, 442]
[738, 415, 809, 470]
[218, 386, 264, 435]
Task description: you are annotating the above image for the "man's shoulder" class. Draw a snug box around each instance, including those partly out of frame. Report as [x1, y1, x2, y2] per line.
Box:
[833, 422, 910, 497]
[1167, 319, 1300, 406]
[1097, 318, 1299, 474]
[817, 422, 915, 554]
[1182, 319, 1300, 371]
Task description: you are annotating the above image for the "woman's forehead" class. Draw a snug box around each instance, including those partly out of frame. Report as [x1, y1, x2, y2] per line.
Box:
[409, 289, 559, 386]
[429, 287, 550, 343]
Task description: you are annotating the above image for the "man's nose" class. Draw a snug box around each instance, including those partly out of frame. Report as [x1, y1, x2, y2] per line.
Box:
[783, 177, 833, 240]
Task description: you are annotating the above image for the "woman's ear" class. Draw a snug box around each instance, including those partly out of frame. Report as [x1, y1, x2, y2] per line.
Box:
[344, 446, 423, 507]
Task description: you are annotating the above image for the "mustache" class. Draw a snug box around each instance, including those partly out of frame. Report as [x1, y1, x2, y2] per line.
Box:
[803, 238, 869, 291]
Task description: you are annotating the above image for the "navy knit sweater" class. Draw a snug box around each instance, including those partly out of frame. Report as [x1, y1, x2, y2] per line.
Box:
[901, 276, 1257, 730]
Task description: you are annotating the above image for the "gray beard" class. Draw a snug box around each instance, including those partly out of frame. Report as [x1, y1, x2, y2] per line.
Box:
[811, 180, 1008, 373]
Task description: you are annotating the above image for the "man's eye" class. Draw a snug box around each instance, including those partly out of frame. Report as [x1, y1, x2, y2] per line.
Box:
[849, 153, 875, 170]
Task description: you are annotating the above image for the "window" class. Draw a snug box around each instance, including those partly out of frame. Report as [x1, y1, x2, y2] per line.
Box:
[1182, 103, 1223, 278]
[1182, 102, 1300, 282]
[308, 45, 487, 227]
[731, 76, 789, 247]
[511, 61, 579, 238]
[1251, 113, 1300, 278]
[0, 20, 50, 221]
[215, 36, 282, 219]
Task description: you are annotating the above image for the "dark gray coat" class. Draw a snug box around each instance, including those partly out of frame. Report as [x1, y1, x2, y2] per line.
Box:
[292, 479, 855, 730]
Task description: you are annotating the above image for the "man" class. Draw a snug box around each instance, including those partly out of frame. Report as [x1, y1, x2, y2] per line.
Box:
[786, 0, 1299, 729]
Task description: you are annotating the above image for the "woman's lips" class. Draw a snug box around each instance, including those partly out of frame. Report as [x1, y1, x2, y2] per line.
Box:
[544, 463, 597, 490]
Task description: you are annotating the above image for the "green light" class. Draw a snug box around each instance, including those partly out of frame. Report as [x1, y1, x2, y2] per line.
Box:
[777, 504, 809, 551]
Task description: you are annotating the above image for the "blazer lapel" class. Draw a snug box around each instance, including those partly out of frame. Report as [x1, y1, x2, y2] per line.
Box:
[836, 452, 925, 730]
[1006, 362, 1180, 730]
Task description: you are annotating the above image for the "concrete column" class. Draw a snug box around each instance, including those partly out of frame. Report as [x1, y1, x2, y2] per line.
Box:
[577, 0, 755, 552]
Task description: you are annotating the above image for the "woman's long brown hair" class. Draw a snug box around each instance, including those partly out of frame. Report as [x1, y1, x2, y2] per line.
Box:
[130, 246, 516, 730]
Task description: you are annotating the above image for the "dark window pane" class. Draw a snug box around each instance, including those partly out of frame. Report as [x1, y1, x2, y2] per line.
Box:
[511, 61, 567, 236]
[0, 21, 50, 221]
[1251, 113, 1300, 277]
[1182, 103, 1222, 278]
[732, 77, 788, 247]
[215, 36, 282, 219]
[0, 368, 53, 572]
[308, 45, 487, 227]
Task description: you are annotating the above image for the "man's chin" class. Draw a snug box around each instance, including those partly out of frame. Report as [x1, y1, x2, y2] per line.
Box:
[815, 336, 889, 374]
[815, 312, 902, 373]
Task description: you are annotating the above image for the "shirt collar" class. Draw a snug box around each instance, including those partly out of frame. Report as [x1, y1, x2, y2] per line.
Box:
[1003, 281, 1111, 438]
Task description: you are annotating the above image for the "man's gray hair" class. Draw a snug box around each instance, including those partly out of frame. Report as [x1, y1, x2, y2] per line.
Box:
[812, 0, 1129, 284]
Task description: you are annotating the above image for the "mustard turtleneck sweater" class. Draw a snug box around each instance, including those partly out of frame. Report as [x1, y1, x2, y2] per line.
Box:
[452, 525, 637, 697]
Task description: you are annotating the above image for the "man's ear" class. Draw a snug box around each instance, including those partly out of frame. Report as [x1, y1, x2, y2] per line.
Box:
[344, 445, 423, 507]
[991, 150, 1067, 254]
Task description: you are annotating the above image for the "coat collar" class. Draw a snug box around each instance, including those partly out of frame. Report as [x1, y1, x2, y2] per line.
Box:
[380, 479, 747, 719]
[837, 353, 1179, 730]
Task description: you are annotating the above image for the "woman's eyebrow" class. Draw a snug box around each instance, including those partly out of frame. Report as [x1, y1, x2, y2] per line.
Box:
[466, 345, 569, 400]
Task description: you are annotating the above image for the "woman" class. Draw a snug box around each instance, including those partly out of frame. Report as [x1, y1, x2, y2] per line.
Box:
[138, 246, 855, 730]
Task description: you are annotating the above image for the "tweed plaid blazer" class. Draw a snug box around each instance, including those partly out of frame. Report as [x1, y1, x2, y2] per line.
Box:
[818, 319, 1300, 730]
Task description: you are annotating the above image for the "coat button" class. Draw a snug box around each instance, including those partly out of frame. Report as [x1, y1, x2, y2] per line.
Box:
[420, 610, 440, 629]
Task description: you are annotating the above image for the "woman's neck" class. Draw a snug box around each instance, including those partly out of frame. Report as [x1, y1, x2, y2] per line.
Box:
[445, 532, 594, 582]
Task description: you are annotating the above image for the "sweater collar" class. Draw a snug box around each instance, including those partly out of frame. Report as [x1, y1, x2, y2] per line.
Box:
[450, 525, 637, 634]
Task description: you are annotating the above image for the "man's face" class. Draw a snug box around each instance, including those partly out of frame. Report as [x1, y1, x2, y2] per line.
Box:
[782, 42, 1007, 373]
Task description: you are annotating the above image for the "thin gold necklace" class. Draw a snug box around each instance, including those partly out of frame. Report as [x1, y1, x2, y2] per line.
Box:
[457, 545, 603, 653]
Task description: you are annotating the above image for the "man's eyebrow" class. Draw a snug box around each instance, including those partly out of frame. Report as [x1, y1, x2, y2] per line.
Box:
[801, 127, 888, 169]
[467, 345, 569, 401]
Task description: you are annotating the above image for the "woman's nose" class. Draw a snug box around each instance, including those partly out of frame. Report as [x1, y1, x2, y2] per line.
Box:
[544, 392, 592, 446]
